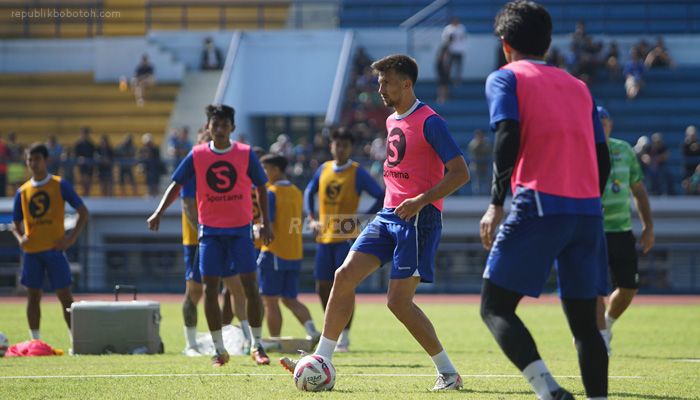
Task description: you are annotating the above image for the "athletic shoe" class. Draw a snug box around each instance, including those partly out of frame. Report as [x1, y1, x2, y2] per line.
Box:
[431, 373, 463, 391]
[335, 344, 349, 353]
[552, 388, 575, 400]
[183, 346, 204, 357]
[307, 332, 322, 348]
[252, 344, 270, 365]
[280, 350, 308, 374]
[212, 351, 230, 367]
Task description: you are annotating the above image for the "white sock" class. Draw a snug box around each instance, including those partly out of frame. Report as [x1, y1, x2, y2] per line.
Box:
[303, 320, 318, 337]
[588, 397, 607, 400]
[67, 330, 73, 343]
[184, 326, 197, 348]
[522, 360, 560, 400]
[431, 350, 457, 374]
[30, 329, 40, 340]
[314, 336, 337, 360]
[338, 329, 350, 346]
[211, 329, 225, 354]
[240, 320, 251, 340]
[604, 312, 616, 330]
[250, 326, 262, 347]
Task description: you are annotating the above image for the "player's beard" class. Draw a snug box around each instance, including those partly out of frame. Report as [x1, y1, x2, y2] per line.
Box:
[381, 95, 394, 108]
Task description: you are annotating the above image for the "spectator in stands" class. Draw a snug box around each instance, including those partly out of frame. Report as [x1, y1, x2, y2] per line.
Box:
[435, 36, 452, 104]
[133, 54, 155, 107]
[468, 129, 492, 195]
[7, 132, 26, 193]
[0, 133, 8, 197]
[682, 125, 700, 179]
[270, 134, 294, 159]
[97, 135, 115, 197]
[61, 147, 76, 187]
[116, 133, 138, 196]
[368, 134, 385, 184]
[545, 47, 564, 68]
[623, 48, 646, 99]
[604, 41, 621, 80]
[46, 135, 63, 175]
[236, 133, 248, 144]
[682, 164, 700, 195]
[138, 133, 163, 197]
[645, 37, 675, 69]
[441, 17, 468, 84]
[74, 127, 96, 196]
[634, 135, 652, 185]
[167, 127, 192, 171]
[571, 20, 588, 55]
[201, 37, 223, 70]
[353, 47, 372, 75]
[648, 132, 674, 195]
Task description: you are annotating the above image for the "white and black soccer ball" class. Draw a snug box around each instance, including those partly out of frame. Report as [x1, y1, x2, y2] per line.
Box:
[293, 354, 336, 392]
[0, 332, 8, 357]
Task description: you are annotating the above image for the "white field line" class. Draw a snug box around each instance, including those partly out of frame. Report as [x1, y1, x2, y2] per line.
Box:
[0, 373, 643, 380]
[673, 359, 700, 363]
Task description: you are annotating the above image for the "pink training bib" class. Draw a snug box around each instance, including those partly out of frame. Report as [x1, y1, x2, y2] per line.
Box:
[504, 60, 600, 199]
[383, 105, 445, 211]
[192, 141, 253, 228]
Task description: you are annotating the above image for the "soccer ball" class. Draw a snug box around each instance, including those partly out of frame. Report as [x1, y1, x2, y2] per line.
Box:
[0, 332, 8, 357]
[293, 354, 336, 392]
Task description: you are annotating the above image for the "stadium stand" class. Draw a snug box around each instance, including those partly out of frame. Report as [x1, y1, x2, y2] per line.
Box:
[0, 0, 291, 39]
[340, 0, 700, 34]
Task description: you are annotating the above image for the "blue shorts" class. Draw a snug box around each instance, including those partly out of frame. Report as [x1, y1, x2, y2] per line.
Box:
[199, 235, 257, 278]
[21, 250, 72, 290]
[484, 211, 609, 299]
[257, 251, 301, 298]
[314, 241, 352, 281]
[351, 218, 441, 283]
[183, 245, 201, 283]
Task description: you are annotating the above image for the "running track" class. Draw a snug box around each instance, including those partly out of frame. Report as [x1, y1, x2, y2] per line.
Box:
[1, 293, 698, 305]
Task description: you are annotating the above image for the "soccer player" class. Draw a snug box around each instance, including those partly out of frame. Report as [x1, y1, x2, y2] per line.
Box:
[180, 129, 250, 356]
[281, 54, 470, 391]
[303, 127, 383, 352]
[479, 2, 611, 399]
[258, 154, 321, 341]
[597, 106, 654, 354]
[148, 104, 273, 367]
[12, 143, 88, 341]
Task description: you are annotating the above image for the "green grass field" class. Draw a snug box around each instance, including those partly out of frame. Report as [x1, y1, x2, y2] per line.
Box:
[1, 299, 699, 399]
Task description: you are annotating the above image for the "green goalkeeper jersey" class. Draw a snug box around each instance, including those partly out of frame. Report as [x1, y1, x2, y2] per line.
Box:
[602, 138, 644, 232]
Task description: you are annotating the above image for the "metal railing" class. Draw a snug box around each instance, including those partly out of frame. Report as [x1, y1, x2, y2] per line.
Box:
[2, 241, 698, 294]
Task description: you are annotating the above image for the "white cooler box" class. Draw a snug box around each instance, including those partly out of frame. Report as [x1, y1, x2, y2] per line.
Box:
[71, 293, 164, 355]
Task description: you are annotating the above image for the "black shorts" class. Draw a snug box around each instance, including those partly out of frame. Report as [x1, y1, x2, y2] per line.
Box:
[605, 231, 639, 289]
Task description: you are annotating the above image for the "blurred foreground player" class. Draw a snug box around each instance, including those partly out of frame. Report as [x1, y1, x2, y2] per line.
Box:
[479, 2, 611, 399]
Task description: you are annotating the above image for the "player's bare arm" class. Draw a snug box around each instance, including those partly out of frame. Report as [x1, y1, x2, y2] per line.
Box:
[395, 155, 469, 221]
[147, 181, 183, 231]
[255, 184, 274, 245]
[630, 181, 655, 254]
[55, 204, 89, 251]
[11, 220, 28, 248]
[182, 197, 198, 231]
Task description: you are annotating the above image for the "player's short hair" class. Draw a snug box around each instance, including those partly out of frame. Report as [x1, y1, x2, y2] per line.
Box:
[205, 104, 235, 125]
[27, 142, 49, 159]
[330, 127, 355, 144]
[371, 54, 418, 85]
[494, 1, 552, 57]
[260, 153, 288, 172]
